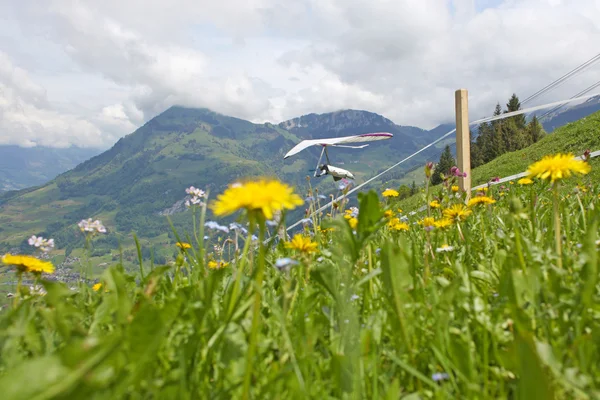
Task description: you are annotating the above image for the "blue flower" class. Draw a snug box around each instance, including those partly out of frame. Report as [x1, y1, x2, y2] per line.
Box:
[205, 221, 229, 233]
[432, 373, 449, 382]
[275, 258, 299, 271]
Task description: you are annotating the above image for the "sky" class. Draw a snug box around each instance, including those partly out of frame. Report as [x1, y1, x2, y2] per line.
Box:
[0, 0, 599, 149]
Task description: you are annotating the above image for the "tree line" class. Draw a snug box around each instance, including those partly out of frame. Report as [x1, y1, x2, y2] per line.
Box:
[471, 93, 545, 167]
[431, 93, 546, 184]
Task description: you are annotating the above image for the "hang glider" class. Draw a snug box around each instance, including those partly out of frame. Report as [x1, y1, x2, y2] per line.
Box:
[283, 132, 393, 181]
[283, 132, 393, 159]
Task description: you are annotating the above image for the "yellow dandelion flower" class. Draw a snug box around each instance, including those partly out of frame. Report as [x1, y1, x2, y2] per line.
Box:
[348, 217, 358, 230]
[433, 218, 452, 229]
[442, 204, 472, 223]
[382, 188, 399, 197]
[1, 254, 54, 274]
[344, 208, 358, 220]
[211, 178, 303, 220]
[527, 153, 591, 183]
[384, 210, 394, 218]
[418, 217, 435, 228]
[208, 260, 229, 269]
[518, 177, 533, 185]
[509, 181, 514, 185]
[430, 200, 441, 208]
[397, 208, 403, 213]
[451, 185, 459, 192]
[467, 196, 496, 207]
[482, 187, 488, 192]
[285, 234, 318, 253]
[390, 220, 409, 231]
[388, 217, 400, 227]
[92, 283, 103, 291]
[176, 242, 191, 249]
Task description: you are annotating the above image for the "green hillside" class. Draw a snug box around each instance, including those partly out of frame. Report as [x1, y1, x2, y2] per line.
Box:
[397, 110, 600, 211]
[0, 107, 440, 270]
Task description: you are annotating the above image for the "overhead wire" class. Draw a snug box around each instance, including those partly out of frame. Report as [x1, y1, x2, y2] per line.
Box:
[538, 80, 600, 120]
[286, 92, 600, 232]
[521, 52, 600, 105]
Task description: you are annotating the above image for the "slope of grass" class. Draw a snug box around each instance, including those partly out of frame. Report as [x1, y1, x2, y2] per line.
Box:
[1, 162, 599, 398]
[397, 110, 600, 212]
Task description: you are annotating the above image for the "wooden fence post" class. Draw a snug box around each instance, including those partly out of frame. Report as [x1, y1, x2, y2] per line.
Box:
[455, 89, 471, 199]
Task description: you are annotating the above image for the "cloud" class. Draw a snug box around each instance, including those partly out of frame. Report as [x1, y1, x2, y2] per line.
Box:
[0, 51, 105, 148]
[1, 0, 599, 148]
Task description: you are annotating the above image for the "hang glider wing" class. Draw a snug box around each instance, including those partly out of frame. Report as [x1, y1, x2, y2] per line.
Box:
[283, 132, 393, 159]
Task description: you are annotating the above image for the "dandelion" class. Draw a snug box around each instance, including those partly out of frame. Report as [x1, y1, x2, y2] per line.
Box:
[433, 218, 453, 229]
[382, 188, 399, 197]
[285, 234, 318, 253]
[344, 207, 359, 219]
[527, 153, 591, 269]
[451, 185, 459, 193]
[211, 178, 303, 220]
[527, 153, 591, 183]
[384, 210, 394, 218]
[348, 217, 358, 230]
[430, 200, 441, 208]
[389, 219, 409, 231]
[1, 254, 54, 274]
[419, 217, 436, 231]
[208, 260, 229, 269]
[443, 204, 472, 223]
[468, 196, 496, 207]
[92, 283, 103, 291]
[518, 177, 533, 185]
[176, 242, 192, 250]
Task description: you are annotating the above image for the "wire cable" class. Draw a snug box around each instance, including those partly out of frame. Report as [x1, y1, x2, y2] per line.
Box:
[286, 92, 600, 232]
[521, 52, 600, 105]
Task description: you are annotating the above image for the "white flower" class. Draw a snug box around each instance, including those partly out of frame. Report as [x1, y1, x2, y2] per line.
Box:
[28, 235, 55, 253]
[78, 218, 106, 234]
[436, 244, 455, 253]
[184, 185, 206, 207]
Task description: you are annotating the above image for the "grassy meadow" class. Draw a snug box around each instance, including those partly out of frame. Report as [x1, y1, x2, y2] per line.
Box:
[1, 144, 599, 399]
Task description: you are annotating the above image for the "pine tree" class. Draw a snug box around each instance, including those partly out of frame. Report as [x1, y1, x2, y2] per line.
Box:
[431, 145, 455, 186]
[410, 180, 417, 195]
[526, 115, 545, 144]
[476, 122, 494, 163]
[492, 123, 505, 158]
[506, 93, 526, 130]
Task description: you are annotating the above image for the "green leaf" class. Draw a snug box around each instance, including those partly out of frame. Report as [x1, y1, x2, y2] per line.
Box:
[514, 330, 556, 400]
[580, 218, 598, 307]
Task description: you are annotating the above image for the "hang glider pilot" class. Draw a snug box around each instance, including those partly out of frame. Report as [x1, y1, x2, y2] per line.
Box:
[315, 164, 355, 181]
[283, 132, 393, 182]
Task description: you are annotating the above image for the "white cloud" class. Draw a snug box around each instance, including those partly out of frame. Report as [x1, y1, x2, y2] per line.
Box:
[0, 0, 599, 147]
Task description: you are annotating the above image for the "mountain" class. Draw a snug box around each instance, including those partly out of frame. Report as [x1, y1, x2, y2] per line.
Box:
[0, 145, 101, 192]
[538, 95, 600, 132]
[0, 106, 436, 262]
